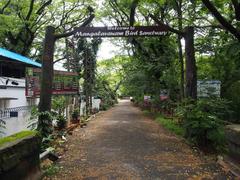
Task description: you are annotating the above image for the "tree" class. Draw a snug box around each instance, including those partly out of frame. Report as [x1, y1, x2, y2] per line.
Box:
[76, 38, 102, 115]
[202, 0, 240, 41]
[0, 0, 96, 57]
[0, 0, 53, 55]
[101, 0, 197, 99]
[37, 8, 95, 137]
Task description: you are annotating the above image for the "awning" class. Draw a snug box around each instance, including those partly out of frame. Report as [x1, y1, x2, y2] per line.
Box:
[0, 48, 41, 68]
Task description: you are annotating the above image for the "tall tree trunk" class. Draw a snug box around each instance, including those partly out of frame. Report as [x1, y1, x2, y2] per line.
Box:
[184, 26, 197, 99]
[65, 38, 71, 72]
[39, 26, 55, 112]
[176, 0, 185, 100]
[38, 26, 55, 136]
[84, 50, 90, 116]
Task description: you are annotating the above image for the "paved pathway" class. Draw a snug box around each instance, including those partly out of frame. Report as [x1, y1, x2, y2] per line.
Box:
[51, 100, 230, 180]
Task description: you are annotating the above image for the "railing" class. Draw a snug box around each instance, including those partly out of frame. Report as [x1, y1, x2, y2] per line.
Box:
[0, 106, 32, 119]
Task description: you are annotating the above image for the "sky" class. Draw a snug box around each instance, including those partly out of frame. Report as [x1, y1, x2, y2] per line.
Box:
[97, 39, 121, 60]
[54, 39, 120, 71]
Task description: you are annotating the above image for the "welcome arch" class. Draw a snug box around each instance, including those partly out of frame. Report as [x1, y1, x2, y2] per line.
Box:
[39, 24, 196, 120]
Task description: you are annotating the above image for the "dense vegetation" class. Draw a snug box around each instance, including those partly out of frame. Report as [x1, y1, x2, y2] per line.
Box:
[96, 0, 240, 152]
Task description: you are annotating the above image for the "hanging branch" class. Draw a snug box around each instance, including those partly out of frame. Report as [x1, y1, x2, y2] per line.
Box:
[231, 0, 240, 21]
[202, 0, 240, 41]
[0, 0, 11, 14]
[130, 0, 139, 26]
[55, 14, 95, 39]
[149, 14, 183, 35]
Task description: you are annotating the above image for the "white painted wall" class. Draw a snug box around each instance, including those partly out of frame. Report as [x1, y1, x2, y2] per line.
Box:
[0, 110, 33, 138]
[79, 98, 101, 116]
[0, 77, 101, 137]
[0, 77, 39, 138]
[93, 99, 101, 110]
[0, 77, 39, 108]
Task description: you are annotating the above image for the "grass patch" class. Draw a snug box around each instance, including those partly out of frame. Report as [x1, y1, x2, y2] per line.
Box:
[0, 130, 37, 147]
[43, 165, 60, 177]
[155, 115, 184, 136]
[143, 110, 152, 116]
[143, 110, 184, 136]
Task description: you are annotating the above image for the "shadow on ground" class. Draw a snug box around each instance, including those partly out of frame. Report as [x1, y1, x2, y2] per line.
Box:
[48, 100, 231, 180]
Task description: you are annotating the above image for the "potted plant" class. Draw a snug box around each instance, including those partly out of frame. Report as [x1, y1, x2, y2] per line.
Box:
[71, 109, 79, 124]
[56, 115, 67, 130]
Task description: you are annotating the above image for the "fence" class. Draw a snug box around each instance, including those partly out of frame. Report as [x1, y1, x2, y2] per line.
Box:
[0, 106, 34, 137]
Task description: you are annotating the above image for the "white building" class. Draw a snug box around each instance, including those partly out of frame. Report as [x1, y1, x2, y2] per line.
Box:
[0, 48, 41, 137]
[0, 48, 102, 137]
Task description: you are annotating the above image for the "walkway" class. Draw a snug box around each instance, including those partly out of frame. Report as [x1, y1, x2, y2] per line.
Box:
[51, 100, 229, 180]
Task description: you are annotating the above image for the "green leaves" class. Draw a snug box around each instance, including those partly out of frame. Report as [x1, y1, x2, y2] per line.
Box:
[181, 98, 228, 152]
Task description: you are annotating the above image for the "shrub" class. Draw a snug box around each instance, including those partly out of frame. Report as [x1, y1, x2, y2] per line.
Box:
[72, 109, 79, 118]
[156, 115, 184, 136]
[225, 81, 240, 122]
[52, 96, 67, 115]
[181, 98, 227, 152]
[56, 115, 67, 130]
[38, 111, 54, 138]
[184, 109, 225, 152]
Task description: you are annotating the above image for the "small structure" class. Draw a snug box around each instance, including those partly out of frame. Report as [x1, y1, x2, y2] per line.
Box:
[225, 125, 240, 162]
[0, 131, 41, 180]
[0, 48, 41, 137]
[26, 68, 81, 124]
[0, 47, 101, 137]
[26, 68, 79, 97]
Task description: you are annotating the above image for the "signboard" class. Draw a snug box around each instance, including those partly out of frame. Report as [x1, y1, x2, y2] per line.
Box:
[74, 26, 168, 38]
[144, 95, 151, 102]
[160, 89, 169, 101]
[26, 68, 79, 97]
[197, 80, 221, 97]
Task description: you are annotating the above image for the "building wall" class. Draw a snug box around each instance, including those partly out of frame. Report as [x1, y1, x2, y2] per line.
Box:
[0, 87, 39, 108]
[1, 110, 33, 137]
[79, 98, 101, 116]
[0, 78, 101, 137]
[0, 77, 39, 138]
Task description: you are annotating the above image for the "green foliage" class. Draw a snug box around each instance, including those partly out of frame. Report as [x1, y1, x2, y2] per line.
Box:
[155, 115, 185, 136]
[71, 109, 79, 120]
[37, 111, 54, 138]
[56, 115, 67, 130]
[0, 0, 96, 55]
[28, 106, 39, 130]
[180, 99, 228, 152]
[77, 38, 102, 115]
[29, 106, 54, 138]
[95, 60, 120, 110]
[0, 131, 38, 147]
[41, 134, 55, 151]
[143, 110, 184, 136]
[225, 81, 240, 121]
[43, 164, 60, 177]
[52, 96, 68, 115]
[184, 110, 225, 152]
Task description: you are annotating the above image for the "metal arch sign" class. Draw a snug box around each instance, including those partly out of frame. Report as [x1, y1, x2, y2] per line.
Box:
[74, 26, 168, 38]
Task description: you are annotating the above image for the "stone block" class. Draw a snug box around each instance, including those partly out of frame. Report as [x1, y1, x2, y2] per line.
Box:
[225, 124, 240, 161]
[0, 133, 41, 180]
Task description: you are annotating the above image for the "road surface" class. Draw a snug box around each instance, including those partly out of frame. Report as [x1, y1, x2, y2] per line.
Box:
[50, 100, 229, 180]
